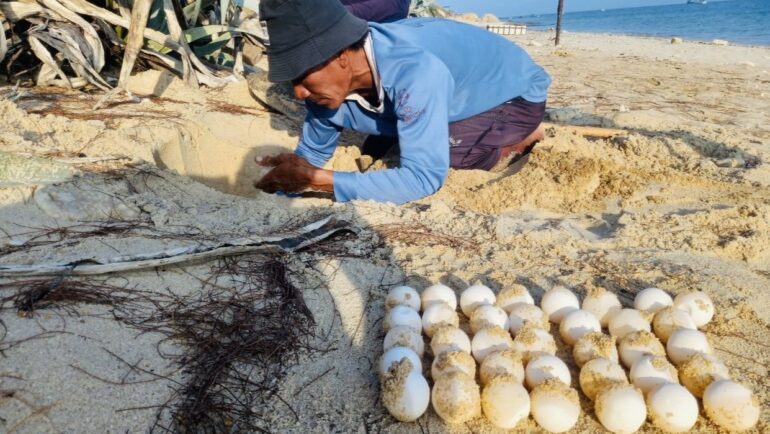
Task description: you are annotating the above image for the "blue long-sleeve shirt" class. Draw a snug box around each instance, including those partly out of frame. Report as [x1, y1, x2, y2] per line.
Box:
[295, 18, 551, 204]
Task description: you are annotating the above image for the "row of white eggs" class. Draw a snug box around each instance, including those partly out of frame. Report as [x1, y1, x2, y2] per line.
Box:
[381, 283, 759, 432]
[567, 287, 759, 433]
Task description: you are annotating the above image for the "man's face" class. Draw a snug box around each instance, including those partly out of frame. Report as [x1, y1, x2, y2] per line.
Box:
[292, 53, 351, 109]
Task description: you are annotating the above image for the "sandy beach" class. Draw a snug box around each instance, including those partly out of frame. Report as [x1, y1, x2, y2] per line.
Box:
[1, 28, 769, 433]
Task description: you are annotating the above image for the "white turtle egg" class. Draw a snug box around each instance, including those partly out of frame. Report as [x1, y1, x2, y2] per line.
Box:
[608, 308, 651, 340]
[512, 325, 557, 363]
[381, 359, 430, 422]
[673, 291, 714, 328]
[582, 286, 622, 327]
[573, 332, 618, 368]
[703, 380, 760, 431]
[421, 303, 459, 337]
[431, 350, 476, 380]
[525, 354, 571, 389]
[421, 283, 457, 311]
[530, 379, 581, 433]
[459, 284, 496, 317]
[629, 355, 678, 394]
[666, 328, 712, 366]
[647, 383, 699, 433]
[386, 285, 421, 311]
[430, 326, 470, 356]
[652, 306, 697, 343]
[595, 383, 647, 434]
[379, 346, 422, 377]
[559, 309, 601, 346]
[496, 284, 534, 313]
[508, 303, 549, 334]
[470, 305, 509, 334]
[633, 287, 673, 314]
[541, 286, 580, 324]
[579, 358, 628, 401]
[481, 375, 530, 429]
[679, 353, 730, 398]
[471, 326, 514, 363]
[431, 371, 481, 423]
[383, 305, 421, 333]
[618, 330, 666, 368]
[384, 325, 425, 357]
[479, 349, 525, 386]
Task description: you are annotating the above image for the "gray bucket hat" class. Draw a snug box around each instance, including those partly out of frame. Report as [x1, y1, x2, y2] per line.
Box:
[259, 0, 369, 82]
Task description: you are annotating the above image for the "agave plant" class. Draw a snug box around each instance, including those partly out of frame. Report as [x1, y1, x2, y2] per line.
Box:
[409, 0, 450, 18]
[0, 0, 267, 91]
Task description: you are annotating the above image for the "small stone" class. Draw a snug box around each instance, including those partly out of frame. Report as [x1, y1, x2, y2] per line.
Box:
[671, 37, 683, 44]
[712, 39, 729, 46]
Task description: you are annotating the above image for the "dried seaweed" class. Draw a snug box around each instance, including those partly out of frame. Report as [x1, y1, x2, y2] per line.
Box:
[0, 253, 321, 433]
[373, 223, 480, 251]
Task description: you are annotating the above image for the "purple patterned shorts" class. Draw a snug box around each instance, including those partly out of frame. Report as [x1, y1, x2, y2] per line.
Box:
[449, 97, 546, 170]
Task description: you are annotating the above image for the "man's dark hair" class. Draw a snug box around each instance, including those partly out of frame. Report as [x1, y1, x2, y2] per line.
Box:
[348, 34, 367, 51]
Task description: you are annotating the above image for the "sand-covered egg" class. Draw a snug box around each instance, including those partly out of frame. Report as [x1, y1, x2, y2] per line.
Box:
[629, 354, 678, 394]
[508, 303, 549, 334]
[481, 375, 530, 429]
[459, 284, 496, 317]
[541, 286, 580, 324]
[431, 371, 481, 423]
[384, 325, 425, 357]
[652, 306, 697, 343]
[679, 353, 730, 397]
[703, 380, 760, 431]
[582, 286, 622, 327]
[421, 283, 457, 311]
[379, 346, 422, 377]
[431, 350, 476, 380]
[381, 359, 430, 422]
[384, 305, 421, 333]
[666, 328, 712, 366]
[579, 357, 628, 401]
[595, 383, 647, 434]
[608, 308, 651, 339]
[479, 349, 525, 385]
[495, 284, 534, 313]
[525, 354, 571, 389]
[573, 332, 618, 367]
[386, 285, 421, 311]
[430, 326, 470, 356]
[470, 305, 509, 334]
[512, 325, 557, 363]
[471, 326, 514, 363]
[618, 330, 666, 368]
[421, 303, 459, 337]
[633, 287, 673, 314]
[673, 291, 714, 328]
[559, 309, 601, 345]
[647, 383, 699, 433]
[530, 379, 581, 433]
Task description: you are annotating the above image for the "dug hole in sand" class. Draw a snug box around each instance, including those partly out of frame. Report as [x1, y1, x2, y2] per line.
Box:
[1, 30, 770, 433]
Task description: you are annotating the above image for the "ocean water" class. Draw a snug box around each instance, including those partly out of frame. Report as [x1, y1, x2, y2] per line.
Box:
[510, 0, 770, 46]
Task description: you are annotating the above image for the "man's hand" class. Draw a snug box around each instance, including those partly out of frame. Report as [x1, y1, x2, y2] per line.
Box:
[254, 153, 334, 194]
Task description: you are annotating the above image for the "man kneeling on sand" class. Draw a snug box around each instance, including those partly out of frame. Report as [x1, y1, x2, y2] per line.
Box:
[254, 0, 551, 204]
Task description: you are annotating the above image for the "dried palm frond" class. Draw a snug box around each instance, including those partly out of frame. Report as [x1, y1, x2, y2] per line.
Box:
[0, 10, 7, 64]
[0, 0, 269, 92]
[409, 0, 450, 17]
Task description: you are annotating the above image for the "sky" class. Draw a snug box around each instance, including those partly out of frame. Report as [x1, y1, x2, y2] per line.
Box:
[437, 0, 729, 16]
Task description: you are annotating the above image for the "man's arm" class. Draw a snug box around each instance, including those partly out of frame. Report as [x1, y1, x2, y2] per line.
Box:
[294, 108, 343, 167]
[333, 57, 454, 204]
